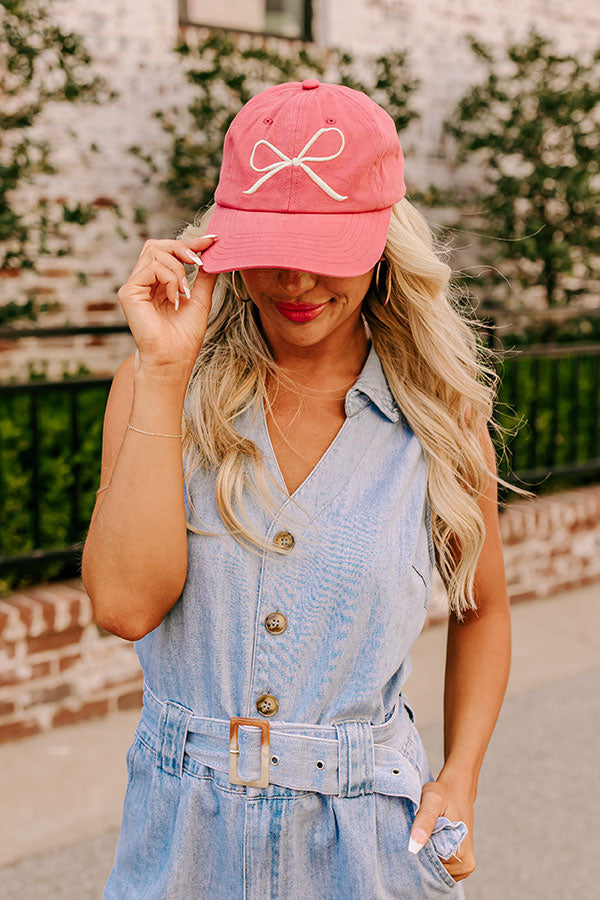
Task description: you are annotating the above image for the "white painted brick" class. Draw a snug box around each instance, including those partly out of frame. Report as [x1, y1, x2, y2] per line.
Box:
[1, 0, 598, 377]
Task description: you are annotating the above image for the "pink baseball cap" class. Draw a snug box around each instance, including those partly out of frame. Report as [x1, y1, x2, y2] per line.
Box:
[199, 79, 406, 278]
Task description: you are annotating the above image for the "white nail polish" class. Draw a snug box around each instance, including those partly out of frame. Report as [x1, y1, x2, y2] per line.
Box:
[134, 348, 140, 370]
[203, 234, 218, 239]
[182, 281, 191, 299]
[175, 295, 179, 311]
[408, 836, 425, 854]
[184, 249, 203, 265]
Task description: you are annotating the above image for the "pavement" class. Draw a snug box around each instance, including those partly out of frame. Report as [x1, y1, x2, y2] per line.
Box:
[0, 580, 599, 899]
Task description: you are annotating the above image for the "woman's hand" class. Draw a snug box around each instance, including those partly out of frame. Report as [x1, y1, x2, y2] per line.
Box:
[408, 777, 476, 883]
[117, 235, 219, 376]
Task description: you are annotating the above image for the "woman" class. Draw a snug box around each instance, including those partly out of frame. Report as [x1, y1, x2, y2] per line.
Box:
[83, 80, 522, 898]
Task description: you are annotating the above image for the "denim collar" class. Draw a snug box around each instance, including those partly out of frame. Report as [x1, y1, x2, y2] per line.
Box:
[344, 341, 401, 423]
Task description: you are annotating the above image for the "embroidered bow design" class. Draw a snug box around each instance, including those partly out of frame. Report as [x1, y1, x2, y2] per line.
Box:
[243, 127, 348, 201]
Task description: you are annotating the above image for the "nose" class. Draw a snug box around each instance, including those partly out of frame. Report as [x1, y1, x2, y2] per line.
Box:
[277, 269, 318, 296]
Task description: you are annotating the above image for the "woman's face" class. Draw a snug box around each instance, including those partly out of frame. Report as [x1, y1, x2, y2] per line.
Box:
[239, 267, 376, 351]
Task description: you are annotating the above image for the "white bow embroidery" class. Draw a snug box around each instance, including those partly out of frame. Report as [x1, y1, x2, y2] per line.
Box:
[243, 127, 348, 201]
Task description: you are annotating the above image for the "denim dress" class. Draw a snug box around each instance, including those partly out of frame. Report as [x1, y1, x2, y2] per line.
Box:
[103, 341, 468, 899]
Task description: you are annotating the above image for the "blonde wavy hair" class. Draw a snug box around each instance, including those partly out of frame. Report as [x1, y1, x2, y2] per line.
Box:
[178, 197, 533, 622]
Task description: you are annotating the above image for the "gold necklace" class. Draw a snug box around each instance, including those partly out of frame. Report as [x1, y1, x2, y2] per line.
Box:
[268, 368, 360, 400]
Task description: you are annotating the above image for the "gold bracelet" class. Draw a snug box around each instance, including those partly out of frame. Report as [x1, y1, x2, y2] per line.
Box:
[127, 422, 183, 438]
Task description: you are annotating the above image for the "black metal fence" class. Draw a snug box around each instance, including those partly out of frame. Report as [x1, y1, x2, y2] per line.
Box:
[0, 325, 129, 583]
[0, 325, 599, 583]
[496, 340, 600, 488]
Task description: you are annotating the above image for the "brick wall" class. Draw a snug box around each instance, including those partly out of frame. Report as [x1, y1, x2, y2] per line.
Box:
[0, 582, 143, 743]
[425, 482, 600, 626]
[1, 483, 599, 742]
[3, 0, 600, 379]
[1, 0, 184, 381]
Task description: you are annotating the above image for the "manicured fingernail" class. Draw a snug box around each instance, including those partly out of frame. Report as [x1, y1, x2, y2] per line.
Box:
[182, 277, 191, 299]
[184, 249, 203, 265]
[408, 830, 428, 854]
[204, 234, 218, 240]
[175, 295, 179, 311]
[134, 348, 140, 370]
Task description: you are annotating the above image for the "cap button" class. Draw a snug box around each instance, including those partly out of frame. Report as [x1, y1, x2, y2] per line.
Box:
[301, 78, 320, 90]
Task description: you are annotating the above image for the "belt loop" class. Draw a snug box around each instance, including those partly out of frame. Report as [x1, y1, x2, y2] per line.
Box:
[335, 721, 375, 798]
[156, 698, 193, 778]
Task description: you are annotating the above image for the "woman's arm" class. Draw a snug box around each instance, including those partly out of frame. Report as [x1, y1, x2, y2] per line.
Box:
[81, 355, 192, 641]
[407, 424, 512, 882]
[438, 424, 512, 801]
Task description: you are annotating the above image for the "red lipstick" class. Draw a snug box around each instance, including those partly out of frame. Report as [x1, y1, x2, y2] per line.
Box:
[274, 301, 330, 322]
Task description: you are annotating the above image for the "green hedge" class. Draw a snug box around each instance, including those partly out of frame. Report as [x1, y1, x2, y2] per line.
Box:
[0, 376, 110, 595]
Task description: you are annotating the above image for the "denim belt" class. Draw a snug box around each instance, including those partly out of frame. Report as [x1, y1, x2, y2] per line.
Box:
[139, 681, 424, 803]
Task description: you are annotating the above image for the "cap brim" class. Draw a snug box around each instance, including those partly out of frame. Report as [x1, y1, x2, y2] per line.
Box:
[198, 205, 392, 278]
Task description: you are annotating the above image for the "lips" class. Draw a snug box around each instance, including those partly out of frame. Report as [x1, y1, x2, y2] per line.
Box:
[274, 300, 330, 323]
[275, 301, 329, 311]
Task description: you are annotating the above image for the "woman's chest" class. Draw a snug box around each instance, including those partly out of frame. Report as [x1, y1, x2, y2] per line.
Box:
[264, 397, 347, 496]
[185, 401, 434, 594]
[173, 413, 435, 721]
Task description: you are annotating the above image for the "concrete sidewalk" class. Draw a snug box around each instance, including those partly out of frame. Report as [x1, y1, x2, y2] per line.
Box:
[1, 581, 598, 898]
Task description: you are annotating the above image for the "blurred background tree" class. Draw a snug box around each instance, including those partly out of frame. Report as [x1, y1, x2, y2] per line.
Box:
[0, 0, 115, 274]
[419, 27, 600, 324]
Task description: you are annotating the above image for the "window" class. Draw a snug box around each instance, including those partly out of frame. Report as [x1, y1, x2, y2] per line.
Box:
[181, 0, 312, 40]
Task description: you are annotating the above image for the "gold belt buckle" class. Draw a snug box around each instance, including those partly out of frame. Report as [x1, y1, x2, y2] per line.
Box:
[229, 716, 270, 788]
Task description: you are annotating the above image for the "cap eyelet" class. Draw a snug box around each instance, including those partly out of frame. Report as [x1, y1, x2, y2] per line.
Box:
[326, 117, 336, 124]
[315, 759, 325, 770]
[271, 755, 280, 765]
[263, 117, 273, 125]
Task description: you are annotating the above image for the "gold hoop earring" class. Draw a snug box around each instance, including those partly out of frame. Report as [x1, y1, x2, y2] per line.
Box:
[374, 257, 391, 307]
[231, 270, 251, 302]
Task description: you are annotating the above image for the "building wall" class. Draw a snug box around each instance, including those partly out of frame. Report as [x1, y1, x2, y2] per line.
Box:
[1, 0, 185, 380]
[1, 0, 598, 380]
[2, 0, 598, 380]
[315, 0, 600, 188]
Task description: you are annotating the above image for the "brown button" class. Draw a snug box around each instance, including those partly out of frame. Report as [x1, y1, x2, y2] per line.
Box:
[273, 530, 295, 550]
[256, 694, 279, 717]
[265, 611, 287, 634]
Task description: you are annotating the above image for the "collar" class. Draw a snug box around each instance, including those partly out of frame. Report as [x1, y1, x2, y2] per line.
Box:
[344, 341, 401, 423]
